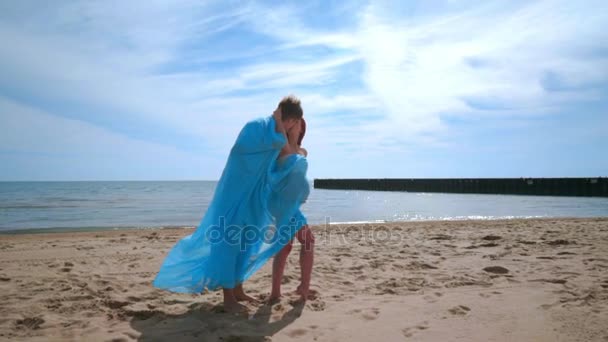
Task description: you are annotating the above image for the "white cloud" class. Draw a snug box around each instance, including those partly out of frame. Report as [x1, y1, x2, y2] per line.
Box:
[229, 0, 607, 150]
[0, 97, 218, 180]
[0, 0, 606, 179]
[354, 0, 608, 129]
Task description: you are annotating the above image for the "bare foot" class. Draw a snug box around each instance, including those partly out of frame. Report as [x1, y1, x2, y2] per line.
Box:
[223, 301, 248, 314]
[234, 285, 258, 303]
[294, 285, 317, 301]
[235, 292, 258, 303]
[235, 294, 258, 303]
[284, 287, 303, 304]
[267, 293, 281, 304]
[295, 284, 304, 295]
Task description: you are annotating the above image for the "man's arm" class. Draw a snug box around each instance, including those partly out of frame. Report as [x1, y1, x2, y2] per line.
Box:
[273, 107, 286, 135]
[272, 106, 288, 147]
[232, 116, 287, 154]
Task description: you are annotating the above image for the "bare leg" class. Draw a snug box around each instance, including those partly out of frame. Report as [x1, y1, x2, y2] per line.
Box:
[295, 225, 314, 301]
[269, 241, 293, 302]
[223, 288, 247, 313]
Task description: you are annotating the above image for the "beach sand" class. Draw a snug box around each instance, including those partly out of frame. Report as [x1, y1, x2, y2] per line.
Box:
[1, 218, 607, 341]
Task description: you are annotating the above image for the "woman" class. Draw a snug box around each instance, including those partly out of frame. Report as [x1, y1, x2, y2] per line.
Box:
[268, 119, 315, 303]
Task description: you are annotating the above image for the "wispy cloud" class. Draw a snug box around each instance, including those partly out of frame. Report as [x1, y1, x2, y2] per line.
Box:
[0, 0, 606, 180]
[0, 97, 217, 180]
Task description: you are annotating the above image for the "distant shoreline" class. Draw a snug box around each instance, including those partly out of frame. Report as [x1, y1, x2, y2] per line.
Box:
[1, 216, 606, 235]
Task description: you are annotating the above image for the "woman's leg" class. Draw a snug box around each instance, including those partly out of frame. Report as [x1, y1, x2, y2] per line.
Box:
[269, 240, 293, 301]
[295, 225, 314, 301]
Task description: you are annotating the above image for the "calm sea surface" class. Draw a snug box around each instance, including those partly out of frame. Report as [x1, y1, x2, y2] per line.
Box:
[1, 181, 607, 232]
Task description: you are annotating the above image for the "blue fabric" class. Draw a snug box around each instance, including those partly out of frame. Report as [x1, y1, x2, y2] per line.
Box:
[153, 116, 309, 293]
[240, 154, 309, 282]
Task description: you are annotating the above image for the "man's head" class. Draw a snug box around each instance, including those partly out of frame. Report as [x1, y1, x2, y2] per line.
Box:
[278, 95, 303, 131]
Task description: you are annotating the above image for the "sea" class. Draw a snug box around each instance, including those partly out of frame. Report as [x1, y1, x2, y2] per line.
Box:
[1, 181, 607, 233]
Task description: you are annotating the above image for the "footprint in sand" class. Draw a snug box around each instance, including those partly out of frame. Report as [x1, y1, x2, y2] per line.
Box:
[223, 336, 272, 342]
[15, 316, 45, 330]
[529, 278, 567, 285]
[331, 294, 345, 301]
[106, 337, 129, 342]
[355, 275, 367, 281]
[103, 299, 130, 309]
[407, 261, 438, 270]
[517, 240, 537, 245]
[402, 321, 429, 338]
[466, 242, 499, 249]
[430, 234, 452, 241]
[348, 308, 380, 321]
[123, 308, 164, 320]
[361, 308, 380, 320]
[281, 274, 295, 284]
[305, 299, 326, 312]
[545, 239, 575, 246]
[448, 305, 471, 315]
[483, 266, 509, 274]
[286, 328, 308, 338]
[423, 295, 438, 303]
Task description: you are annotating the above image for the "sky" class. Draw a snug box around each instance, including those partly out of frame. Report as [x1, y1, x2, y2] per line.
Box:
[0, 0, 607, 181]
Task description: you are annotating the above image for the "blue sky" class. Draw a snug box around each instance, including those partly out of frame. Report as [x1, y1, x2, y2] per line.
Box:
[0, 0, 606, 181]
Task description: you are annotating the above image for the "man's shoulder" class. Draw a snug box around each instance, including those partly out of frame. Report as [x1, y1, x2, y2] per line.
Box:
[242, 116, 273, 133]
[245, 116, 272, 126]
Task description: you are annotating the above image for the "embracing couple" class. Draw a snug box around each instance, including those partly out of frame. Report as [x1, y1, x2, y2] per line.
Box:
[153, 96, 314, 313]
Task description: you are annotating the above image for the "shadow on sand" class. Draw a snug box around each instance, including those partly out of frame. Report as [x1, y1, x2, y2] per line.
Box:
[130, 301, 304, 342]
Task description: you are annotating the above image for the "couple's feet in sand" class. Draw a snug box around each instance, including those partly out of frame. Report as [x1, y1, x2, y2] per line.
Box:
[268, 285, 316, 304]
[225, 285, 315, 313]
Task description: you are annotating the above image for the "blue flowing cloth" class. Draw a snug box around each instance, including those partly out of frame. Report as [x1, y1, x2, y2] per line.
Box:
[153, 116, 309, 293]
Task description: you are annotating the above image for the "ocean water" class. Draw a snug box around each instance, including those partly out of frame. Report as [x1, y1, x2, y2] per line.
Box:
[0, 181, 607, 232]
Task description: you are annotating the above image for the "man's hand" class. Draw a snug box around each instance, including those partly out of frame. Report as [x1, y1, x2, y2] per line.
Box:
[273, 107, 286, 134]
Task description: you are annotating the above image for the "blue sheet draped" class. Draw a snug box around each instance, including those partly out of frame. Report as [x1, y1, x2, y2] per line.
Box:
[153, 116, 309, 293]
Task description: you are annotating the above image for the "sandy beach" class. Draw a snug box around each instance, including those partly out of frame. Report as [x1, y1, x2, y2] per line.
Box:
[1, 218, 607, 341]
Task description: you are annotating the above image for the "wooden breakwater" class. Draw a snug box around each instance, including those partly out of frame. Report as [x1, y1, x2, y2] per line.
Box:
[313, 178, 608, 197]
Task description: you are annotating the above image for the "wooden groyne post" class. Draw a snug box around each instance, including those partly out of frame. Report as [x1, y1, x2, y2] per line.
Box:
[313, 178, 608, 197]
